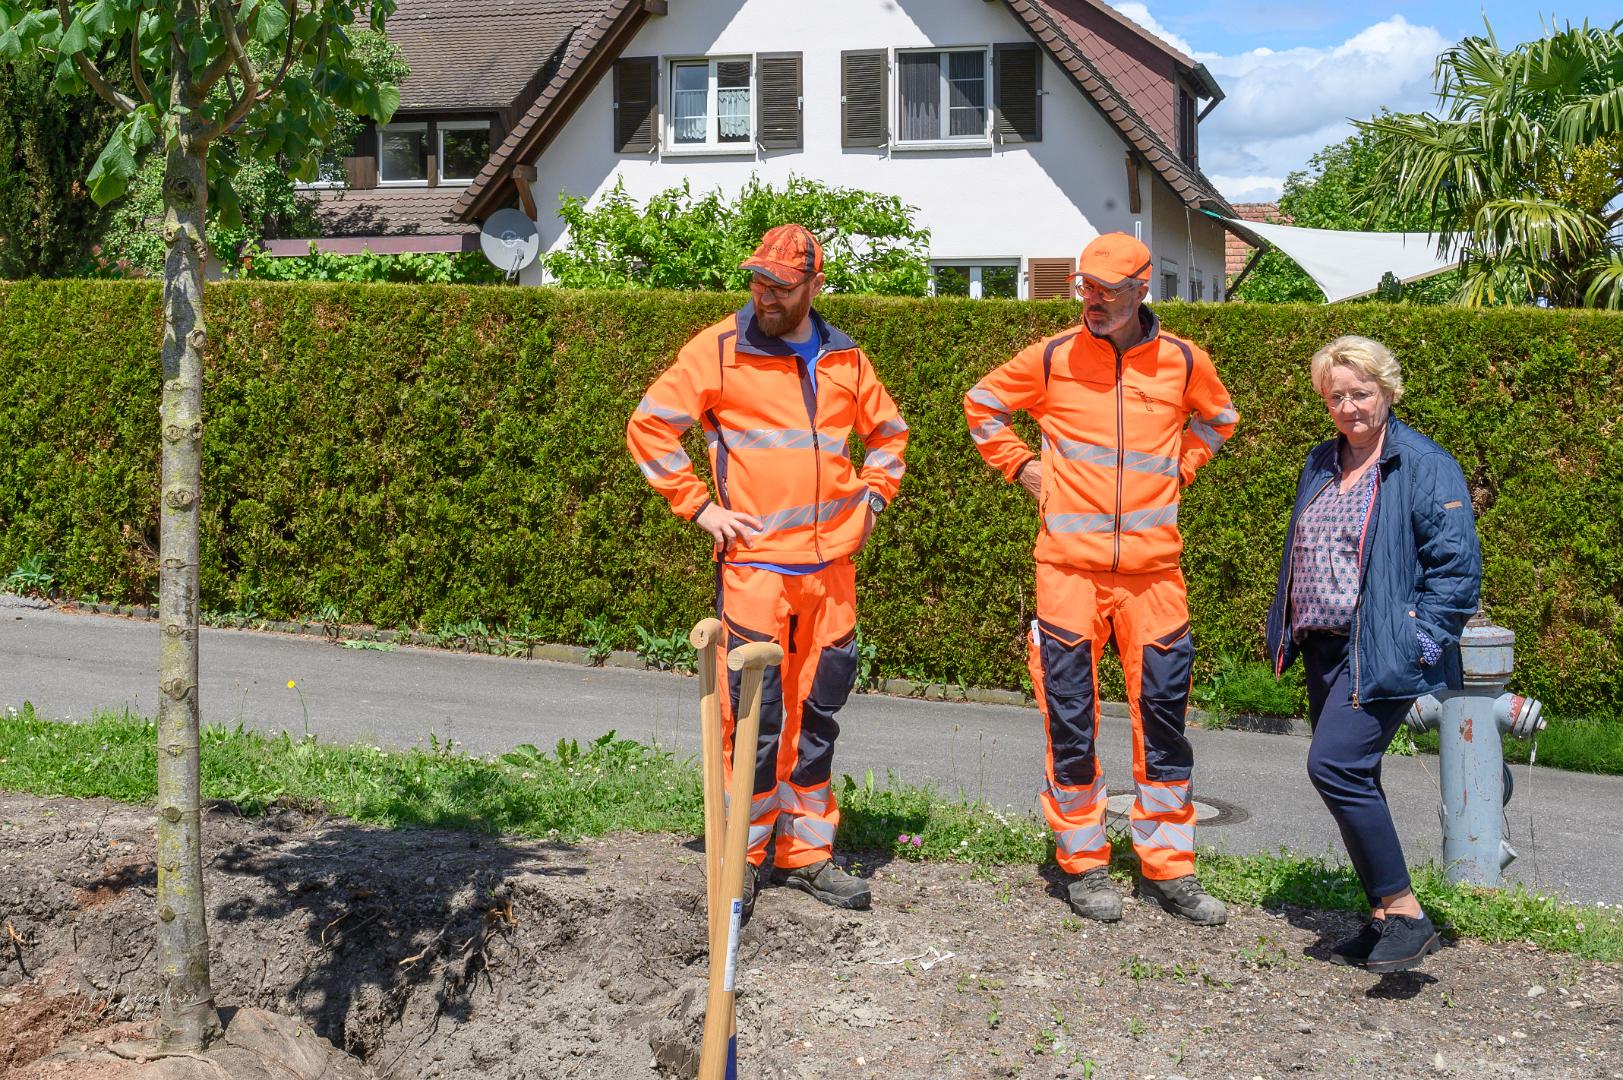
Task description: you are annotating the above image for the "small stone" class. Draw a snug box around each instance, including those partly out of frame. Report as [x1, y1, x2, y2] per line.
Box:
[1296, 1021, 1312, 1034]
[1526, 985, 1545, 998]
[1433, 1052, 1449, 1072]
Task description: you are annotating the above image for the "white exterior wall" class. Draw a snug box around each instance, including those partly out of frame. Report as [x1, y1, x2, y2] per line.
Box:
[517, 0, 1225, 296]
[1148, 174, 1227, 303]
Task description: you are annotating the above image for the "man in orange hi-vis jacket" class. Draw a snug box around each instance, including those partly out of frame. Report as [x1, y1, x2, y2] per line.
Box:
[964, 233, 1237, 926]
[627, 224, 908, 917]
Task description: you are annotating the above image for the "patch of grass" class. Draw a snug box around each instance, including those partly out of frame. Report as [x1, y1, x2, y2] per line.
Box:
[1412, 715, 1623, 777]
[3, 707, 1619, 961]
[1192, 651, 1306, 721]
[633, 625, 697, 674]
[4, 553, 55, 596]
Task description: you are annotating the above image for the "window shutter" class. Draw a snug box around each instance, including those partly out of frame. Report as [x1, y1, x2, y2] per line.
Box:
[343, 122, 377, 188]
[613, 56, 658, 153]
[994, 42, 1042, 143]
[1029, 258, 1075, 300]
[841, 49, 888, 147]
[757, 52, 803, 149]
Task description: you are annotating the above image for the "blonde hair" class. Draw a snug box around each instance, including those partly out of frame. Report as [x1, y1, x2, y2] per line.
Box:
[1310, 335, 1404, 404]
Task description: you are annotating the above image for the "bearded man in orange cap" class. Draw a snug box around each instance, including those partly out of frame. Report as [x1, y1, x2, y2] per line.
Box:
[964, 233, 1237, 924]
[627, 224, 909, 917]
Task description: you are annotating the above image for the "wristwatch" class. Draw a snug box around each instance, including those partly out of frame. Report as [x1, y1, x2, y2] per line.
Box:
[866, 493, 887, 514]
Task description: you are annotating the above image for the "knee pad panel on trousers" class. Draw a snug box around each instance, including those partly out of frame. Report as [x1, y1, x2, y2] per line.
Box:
[1139, 625, 1194, 782]
[1038, 620, 1099, 787]
[727, 626, 785, 796]
[790, 634, 857, 788]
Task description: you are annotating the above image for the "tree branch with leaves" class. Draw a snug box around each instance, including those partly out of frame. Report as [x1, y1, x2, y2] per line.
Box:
[0, 0, 399, 1053]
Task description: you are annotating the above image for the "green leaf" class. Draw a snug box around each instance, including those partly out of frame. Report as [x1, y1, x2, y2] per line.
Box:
[250, 0, 289, 45]
[365, 82, 399, 125]
[57, 14, 89, 54]
[86, 127, 137, 205]
[0, 28, 21, 62]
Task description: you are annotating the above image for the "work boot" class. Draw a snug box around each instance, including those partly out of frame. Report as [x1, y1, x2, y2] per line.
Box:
[778, 859, 871, 910]
[1135, 873, 1227, 925]
[739, 861, 761, 925]
[1364, 912, 1440, 973]
[1328, 920, 1383, 966]
[1065, 867, 1122, 922]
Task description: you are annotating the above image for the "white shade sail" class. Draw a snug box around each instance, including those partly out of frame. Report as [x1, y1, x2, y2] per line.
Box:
[1219, 215, 1459, 304]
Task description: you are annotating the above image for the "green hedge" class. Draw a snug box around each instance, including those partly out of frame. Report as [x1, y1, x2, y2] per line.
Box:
[2, 281, 1620, 722]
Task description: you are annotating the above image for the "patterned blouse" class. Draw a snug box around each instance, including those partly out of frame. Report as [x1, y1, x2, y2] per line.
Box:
[1290, 466, 1378, 636]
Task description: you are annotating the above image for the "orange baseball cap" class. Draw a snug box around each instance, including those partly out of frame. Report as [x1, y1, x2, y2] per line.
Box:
[740, 223, 824, 286]
[1077, 232, 1153, 289]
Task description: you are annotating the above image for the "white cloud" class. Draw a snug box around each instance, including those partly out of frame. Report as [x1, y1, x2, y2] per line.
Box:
[1128, 11, 1450, 202]
[1113, 3, 1196, 57]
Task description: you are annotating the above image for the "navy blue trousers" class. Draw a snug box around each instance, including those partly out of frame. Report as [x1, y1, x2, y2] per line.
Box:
[1301, 633, 1414, 902]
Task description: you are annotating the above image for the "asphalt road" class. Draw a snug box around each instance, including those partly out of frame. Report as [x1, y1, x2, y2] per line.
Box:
[2, 600, 1617, 904]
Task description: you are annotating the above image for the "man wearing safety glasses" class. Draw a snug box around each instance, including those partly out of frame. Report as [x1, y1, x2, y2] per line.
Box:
[964, 233, 1238, 925]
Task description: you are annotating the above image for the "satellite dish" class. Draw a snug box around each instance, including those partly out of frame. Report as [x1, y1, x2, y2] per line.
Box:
[480, 208, 540, 281]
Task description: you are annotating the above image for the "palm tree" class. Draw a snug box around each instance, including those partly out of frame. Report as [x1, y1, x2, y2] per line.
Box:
[1359, 21, 1623, 308]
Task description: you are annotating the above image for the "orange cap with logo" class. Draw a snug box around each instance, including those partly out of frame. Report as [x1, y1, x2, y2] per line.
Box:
[740, 223, 824, 286]
[1077, 232, 1153, 289]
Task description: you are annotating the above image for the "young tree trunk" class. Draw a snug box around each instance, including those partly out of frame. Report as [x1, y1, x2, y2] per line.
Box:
[153, 96, 222, 1051]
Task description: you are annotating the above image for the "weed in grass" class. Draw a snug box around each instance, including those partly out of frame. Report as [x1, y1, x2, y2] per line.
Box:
[341, 640, 398, 652]
[5, 553, 55, 596]
[634, 625, 697, 674]
[1059, 916, 1082, 933]
[1192, 651, 1306, 722]
[854, 627, 879, 690]
[986, 1005, 1001, 1029]
[1126, 1016, 1145, 1039]
[1236, 936, 1294, 970]
[1121, 955, 1165, 983]
[1387, 725, 1419, 756]
[582, 613, 616, 666]
[1031, 1028, 1055, 1055]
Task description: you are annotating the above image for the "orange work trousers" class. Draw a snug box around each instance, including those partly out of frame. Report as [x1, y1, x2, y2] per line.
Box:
[1029, 564, 1197, 881]
[718, 560, 859, 871]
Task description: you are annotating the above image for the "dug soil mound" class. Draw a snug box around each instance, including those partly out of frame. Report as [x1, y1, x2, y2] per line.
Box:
[1, 793, 1618, 1079]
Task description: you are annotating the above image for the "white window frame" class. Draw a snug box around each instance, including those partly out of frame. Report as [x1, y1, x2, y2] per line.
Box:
[663, 55, 757, 155]
[377, 121, 429, 187]
[893, 46, 992, 150]
[928, 259, 1023, 300]
[436, 120, 492, 185]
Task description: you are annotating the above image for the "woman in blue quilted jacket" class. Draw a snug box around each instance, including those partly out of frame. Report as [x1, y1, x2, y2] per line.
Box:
[1265, 335, 1481, 974]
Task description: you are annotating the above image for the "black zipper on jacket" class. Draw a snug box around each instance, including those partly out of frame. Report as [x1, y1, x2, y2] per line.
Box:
[795, 352, 825, 564]
[1111, 346, 1126, 572]
[1349, 466, 1382, 709]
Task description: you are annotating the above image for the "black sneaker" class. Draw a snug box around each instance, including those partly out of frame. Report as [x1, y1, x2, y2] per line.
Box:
[1065, 867, 1122, 922]
[1364, 912, 1440, 973]
[1135, 874, 1227, 925]
[778, 859, 871, 910]
[1328, 921, 1383, 966]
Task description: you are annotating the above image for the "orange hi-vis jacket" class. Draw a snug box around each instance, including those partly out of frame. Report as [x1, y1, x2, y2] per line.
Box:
[627, 304, 909, 564]
[965, 308, 1237, 574]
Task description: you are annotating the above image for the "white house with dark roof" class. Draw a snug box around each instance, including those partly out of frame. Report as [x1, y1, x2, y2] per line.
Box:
[278, 0, 1238, 302]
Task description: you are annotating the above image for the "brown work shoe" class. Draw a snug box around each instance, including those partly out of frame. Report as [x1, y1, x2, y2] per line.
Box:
[1065, 867, 1123, 922]
[778, 859, 871, 910]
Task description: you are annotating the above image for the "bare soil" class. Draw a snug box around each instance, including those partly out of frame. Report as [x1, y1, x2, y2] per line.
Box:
[1, 793, 1618, 1079]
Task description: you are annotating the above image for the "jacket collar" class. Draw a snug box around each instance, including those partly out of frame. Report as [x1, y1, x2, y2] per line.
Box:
[1315, 415, 1413, 476]
[733, 303, 856, 358]
[1075, 304, 1161, 358]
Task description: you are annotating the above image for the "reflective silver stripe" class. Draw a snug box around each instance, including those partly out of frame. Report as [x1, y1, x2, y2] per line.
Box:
[969, 417, 1009, 444]
[1043, 777, 1106, 815]
[785, 816, 837, 849]
[778, 781, 833, 817]
[1209, 405, 1239, 425]
[756, 491, 866, 535]
[1188, 416, 1228, 453]
[748, 823, 774, 849]
[1120, 504, 1179, 532]
[1045, 512, 1116, 534]
[1055, 823, 1109, 855]
[723, 788, 778, 817]
[1051, 435, 1118, 468]
[1123, 450, 1180, 478]
[635, 395, 695, 431]
[637, 448, 692, 481]
[967, 387, 1010, 414]
[862, 448, 904, 479]
[1131, 819, 1195, 851]
[1136, 781, 1191, 816]
[868, 416, 909, 439]
[708, 427, 847, 453]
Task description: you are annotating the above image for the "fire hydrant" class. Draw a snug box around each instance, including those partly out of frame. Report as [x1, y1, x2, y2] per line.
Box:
[1405, 610, 1545, 887]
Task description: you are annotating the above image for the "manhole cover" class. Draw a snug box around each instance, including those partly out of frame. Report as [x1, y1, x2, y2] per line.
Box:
[1105, 793, 1248, 827]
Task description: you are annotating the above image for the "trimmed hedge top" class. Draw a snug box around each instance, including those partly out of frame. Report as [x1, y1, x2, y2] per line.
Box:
[1, 281, 1619, 720]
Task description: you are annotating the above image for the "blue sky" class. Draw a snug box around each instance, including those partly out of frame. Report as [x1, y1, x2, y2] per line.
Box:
[1117, 2, 1622, 201]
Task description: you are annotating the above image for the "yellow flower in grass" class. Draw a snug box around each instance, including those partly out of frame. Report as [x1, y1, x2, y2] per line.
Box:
[287, 680, 297, 689]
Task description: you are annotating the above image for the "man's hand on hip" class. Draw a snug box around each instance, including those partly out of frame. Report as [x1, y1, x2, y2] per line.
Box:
[696, 503, 763, 555]
[1017, 460, 1043, 500]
